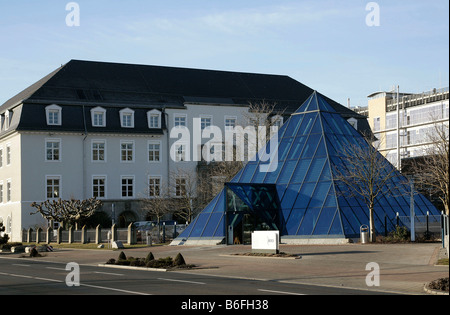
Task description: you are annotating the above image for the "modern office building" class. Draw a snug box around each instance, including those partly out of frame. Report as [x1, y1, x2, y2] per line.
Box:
[173, 92, 440, 245]
[0, 60, 369, 242]
[357, 87, 449, 169]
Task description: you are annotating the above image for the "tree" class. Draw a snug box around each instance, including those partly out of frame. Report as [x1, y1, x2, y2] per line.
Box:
[332, 134, 403, 242]
[140, 180, 173, 226]
[30, 198, 102, 229]
[410, 122, 449, 215]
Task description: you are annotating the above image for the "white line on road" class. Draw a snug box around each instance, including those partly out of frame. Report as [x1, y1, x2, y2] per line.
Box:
[45, 267, 67, 271]
[12, 264, 31, 267]
[258, 289, 306, 295]
[158, 277, 206, 285]
[93, 271, 124, 276]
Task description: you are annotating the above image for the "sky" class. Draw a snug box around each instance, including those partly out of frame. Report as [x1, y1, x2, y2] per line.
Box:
[0, 0, 449, 108]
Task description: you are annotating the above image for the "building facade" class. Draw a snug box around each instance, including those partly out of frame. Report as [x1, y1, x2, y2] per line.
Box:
[0, 60, 369, 242]
[357, 87, 449, 169]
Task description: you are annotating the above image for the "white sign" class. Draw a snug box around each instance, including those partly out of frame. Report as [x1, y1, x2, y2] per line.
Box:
[251, 231, 279, 254]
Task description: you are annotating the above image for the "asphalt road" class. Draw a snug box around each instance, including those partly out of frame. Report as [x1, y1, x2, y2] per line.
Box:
[0, 256, 396, 296]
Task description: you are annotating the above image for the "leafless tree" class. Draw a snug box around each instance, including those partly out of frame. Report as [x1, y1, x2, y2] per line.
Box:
[332, 134, 403, 242]
[410, 122, 449, 215]
[30, 198, 102, 229]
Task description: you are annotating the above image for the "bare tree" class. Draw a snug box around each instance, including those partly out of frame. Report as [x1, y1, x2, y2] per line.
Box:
[139, 179, 173, 225]
[30, 198, 102, 229]
[410, 122, 449, 215]
[332, 134, 403, 242]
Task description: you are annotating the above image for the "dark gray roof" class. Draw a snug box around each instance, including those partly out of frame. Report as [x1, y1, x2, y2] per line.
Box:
[0, 59, 370, 135]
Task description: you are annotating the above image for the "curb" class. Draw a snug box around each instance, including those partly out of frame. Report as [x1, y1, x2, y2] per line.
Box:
[423, 284, 449, 295]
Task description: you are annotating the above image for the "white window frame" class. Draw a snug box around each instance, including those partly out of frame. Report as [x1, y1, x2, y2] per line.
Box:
[120, 108, 135, 128]
[175, 176, 187, 197]
[45, 104, 62, 126]
[174, 113, 187, 128]
[91, 139, 106, 162]
[91, 107, 106, 127]
[225, 116, 237, 130]
[6, 180, 11, 203]
[174, 143, 187, 162]
[92, 175, 107, 199]
[5, 144, 11, 166]
[148, 140, 161, 163]
[147, 109, 162, 129]
[200, 115, 212, 131]
[121, 175, 135, 199]
[0, 181, 3, 203]
[120, 140, 134, 163]
[0, 147, 2, 168]
[148, 176, 162, 198]
[46, 175, 61, 200]
[45, 139, 61, 162]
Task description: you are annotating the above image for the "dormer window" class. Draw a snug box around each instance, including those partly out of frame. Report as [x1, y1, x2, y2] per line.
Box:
[147, 109, 162, 129]
[46, 105, 62, 126]
[91, 107, 106, 127]
[120, 108, 134, 128]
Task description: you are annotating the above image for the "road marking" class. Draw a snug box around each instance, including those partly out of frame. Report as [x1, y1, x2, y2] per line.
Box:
[12, 264, 31, 267]
[93, 271, 124, 276]
[80, 283, 151, 295]
[258, 289, 306, 296]
[158, 277, 206, 285]
[45, 267, 67, 271]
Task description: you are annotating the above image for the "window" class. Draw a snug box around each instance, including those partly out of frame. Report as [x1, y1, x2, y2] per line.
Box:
[200, 116, 212, 130]
[373, 117, 381, 131]
[148, 141, 161, 162]
[225, 116, 237, 130]
[93, 176, 106, 199]
[121, 176, 134, 198]
[91, 107, 106, 127]
[46, 139, 60, 161]
[5, 145, 11, 166]
[120, 141, 134, 162]
[175, 177, 186, 197]
[92, 140, 106, 162]
[46, 176, 61, 199]
[174, 143, 187, 162]
[148, 176, 161, 197]
[0, 182, 3, 203]
[46, 105, 62, 126]
[0, 148, 2, 168]
[120, 108, 135, 128]
[147, 110, 161, 129]
[174, 114, 187, 127]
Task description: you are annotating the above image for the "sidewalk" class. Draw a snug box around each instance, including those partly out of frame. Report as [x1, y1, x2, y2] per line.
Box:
[3, 242, 448, 295]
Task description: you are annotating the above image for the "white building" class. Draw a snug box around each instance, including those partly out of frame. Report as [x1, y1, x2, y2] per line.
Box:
[0, 60, 369, 242]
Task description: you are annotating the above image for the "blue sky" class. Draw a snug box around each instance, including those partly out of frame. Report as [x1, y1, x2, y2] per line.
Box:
[0, 0, 448, 107]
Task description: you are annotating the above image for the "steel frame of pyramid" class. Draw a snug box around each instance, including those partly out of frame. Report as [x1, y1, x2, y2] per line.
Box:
[173, 92, 440, 245]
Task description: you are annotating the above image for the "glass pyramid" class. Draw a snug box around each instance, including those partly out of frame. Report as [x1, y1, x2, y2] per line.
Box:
[174, 92, 440, 244]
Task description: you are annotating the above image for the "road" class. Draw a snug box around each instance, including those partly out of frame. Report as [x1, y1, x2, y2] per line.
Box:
[0, 256, 395, 296]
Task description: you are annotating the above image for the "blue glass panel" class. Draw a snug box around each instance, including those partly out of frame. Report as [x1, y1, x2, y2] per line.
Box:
[287, 136, 306, 160]
[251, 168, 266, 183]
[278, 137, 294, 161]
[281, 184, 301, 209]
[304, 158, 326, 183]
[319, 161, 332, 181]
[286, 208, 306, 235]
[213, 216, 225, 237]
[306, 95, 318, 111]
[290, 158, 312, 184]
[314, 138, 327, 157]
[263, 160, 283, 183]
[297, 207, 321, 235]
[301, 134, 320, 158]
[309, 181, 331, 208]
[323, 192, 337, 207]
[177, 215, 198, 238]
[309, 116, 322, 134]
[240, 163, 257, 183]
[189, 213, 209, 237]
[318, 97, 336, 112]
[294, 183, 316, 208]
[278, 160, 297, 184]
[340, 207, 360, 235]
[294, 97, 312, 114]
[323, 112, 345, 135]
[230, 168, 244, 183]
[284, 115, 303, 137]
[212, 191, 225, 213]
[299, 113, 318, 136]
[201, 213, 223, 237]
[328, 212, 344, 235]
[313, 207, 337, 235]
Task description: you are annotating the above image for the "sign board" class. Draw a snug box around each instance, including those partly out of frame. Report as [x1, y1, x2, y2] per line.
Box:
[251, 231, 279, 254]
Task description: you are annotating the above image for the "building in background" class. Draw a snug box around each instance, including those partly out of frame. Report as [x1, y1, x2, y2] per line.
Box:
[355, 87, 449, 169]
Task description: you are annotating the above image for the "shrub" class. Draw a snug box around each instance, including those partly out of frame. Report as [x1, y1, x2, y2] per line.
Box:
[145, 252, 155, 263]
[174, 253, 186, 266]
[106, 258, 116, 265]
[118, 251, 127, 261]
[30, 247, 39, 257]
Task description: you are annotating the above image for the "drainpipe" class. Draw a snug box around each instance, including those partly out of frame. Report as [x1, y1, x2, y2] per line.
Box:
[82, 105, 88, 200]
